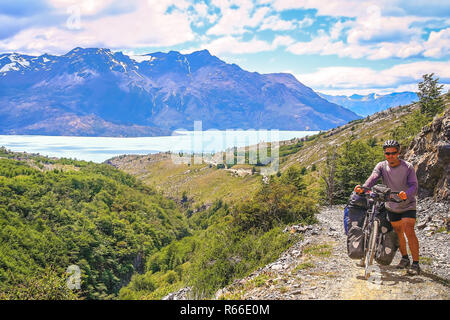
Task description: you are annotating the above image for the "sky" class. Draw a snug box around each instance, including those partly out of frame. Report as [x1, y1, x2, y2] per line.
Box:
[1, 0, 449, 96]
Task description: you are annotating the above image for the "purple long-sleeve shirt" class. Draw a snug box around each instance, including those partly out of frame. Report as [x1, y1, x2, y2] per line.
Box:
[363, 159, 418, 213]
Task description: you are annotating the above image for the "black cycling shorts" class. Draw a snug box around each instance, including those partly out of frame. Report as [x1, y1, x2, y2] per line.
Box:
[387, 209, 417, 222]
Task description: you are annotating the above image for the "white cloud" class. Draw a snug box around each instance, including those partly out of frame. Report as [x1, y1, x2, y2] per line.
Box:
[297, 16, 314, 29]
[295, 61, 450, 95]
[188, 34, 295, 55]
[272, 35, 295, 47]
[272, 0, 388, 18]
[194, 2, 209, 17]
[48, 0, 116, 15]
[346, 11, 422, 45]
[207, 2, 270, 35]
[0, 0, 195, 54]
[272, 0, 449, 60]
[287, 33, 362, 58]
[286, 15, 448, 60]
[423, 28, 450, 58]
[203, 36, 272, 55]
[259, 15, 297, 31]
[271, 0, 449, 19]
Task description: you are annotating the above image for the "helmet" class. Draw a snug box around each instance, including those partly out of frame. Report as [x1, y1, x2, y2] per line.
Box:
[383, 140, 400, 150]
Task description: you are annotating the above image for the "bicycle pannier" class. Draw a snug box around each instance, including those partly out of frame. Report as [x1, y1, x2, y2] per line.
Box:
[346, 191, 367, 259]
[347, 225, 365, 259]
[344, 205, 349, 235]
[373, 208, 398, 265]
[375, 229, 399, 265]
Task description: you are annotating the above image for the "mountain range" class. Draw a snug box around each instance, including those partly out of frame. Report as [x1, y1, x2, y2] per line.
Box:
[0, 47, 360, 136]
[319, 91, 418, 116]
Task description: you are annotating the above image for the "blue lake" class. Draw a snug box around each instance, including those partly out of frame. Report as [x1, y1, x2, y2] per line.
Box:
[0, 130, 319, 163]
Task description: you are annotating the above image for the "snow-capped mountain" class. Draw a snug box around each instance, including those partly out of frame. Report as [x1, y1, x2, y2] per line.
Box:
[319, 92, 418, 117]
[0, 47, 360, 136]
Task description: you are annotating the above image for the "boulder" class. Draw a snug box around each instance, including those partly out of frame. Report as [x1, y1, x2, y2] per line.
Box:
[405, 107, 450, 202]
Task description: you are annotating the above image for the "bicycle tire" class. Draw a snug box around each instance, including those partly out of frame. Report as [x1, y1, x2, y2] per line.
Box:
[364, 219, 379, 280]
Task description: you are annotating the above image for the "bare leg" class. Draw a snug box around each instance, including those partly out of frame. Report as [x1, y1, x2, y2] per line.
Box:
[402, 218, 419, 262]
[391, 220, 407, 256]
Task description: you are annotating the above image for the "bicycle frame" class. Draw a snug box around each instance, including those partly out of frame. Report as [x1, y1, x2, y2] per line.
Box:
[362, 199, 381, 247]
[358, 184, 403, 279]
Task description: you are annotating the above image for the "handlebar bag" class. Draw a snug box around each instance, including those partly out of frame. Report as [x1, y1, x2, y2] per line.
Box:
[348, 191, 368, 209]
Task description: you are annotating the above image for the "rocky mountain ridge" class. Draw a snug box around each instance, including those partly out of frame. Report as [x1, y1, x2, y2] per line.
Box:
[0, 48, 359, 136]
[319, 91, 418, 116]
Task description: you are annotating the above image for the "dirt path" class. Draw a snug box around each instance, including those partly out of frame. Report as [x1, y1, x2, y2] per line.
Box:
[216, 205, 449, 300]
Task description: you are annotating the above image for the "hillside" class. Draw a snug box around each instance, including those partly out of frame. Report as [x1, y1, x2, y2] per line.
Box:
[111, 93, 449, 300]
[214, 95, 450, 300]
[0, 149, 189, 299]
[0, 48, 359, 136]
[106, 152, 263, 209]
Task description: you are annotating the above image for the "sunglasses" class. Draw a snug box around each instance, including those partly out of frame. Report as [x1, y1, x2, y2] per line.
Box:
[384, 152, 398, 156]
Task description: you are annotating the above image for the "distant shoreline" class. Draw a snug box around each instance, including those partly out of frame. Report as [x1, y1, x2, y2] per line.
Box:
[0, 130, 319, 163]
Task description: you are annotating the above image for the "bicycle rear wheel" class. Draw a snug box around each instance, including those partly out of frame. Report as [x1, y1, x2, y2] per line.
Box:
[364, 219, 379, 280]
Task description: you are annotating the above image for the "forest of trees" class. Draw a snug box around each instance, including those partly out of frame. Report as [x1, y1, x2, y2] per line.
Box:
[0, 153, 189, 299]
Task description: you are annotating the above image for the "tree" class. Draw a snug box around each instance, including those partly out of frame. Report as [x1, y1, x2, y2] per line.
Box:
[333, 138, 383, 203]
[320, 146, 338, 206]
[417, 73, 444, 117]
[279, 165, 305, 193]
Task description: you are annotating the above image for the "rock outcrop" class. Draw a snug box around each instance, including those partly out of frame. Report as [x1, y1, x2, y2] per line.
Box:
[405, 107, 450, 202]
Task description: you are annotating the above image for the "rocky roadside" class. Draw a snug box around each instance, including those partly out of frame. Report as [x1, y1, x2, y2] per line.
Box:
[163, 198, 449, 300]
[212, 198, 449, 300]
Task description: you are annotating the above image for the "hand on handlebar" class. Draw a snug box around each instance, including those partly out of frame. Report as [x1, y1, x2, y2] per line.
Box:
[398, 191, 407, 201]
[354, 185, 364, 194]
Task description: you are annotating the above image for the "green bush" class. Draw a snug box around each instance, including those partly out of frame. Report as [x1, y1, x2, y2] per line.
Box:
[0, 266, 81, 300]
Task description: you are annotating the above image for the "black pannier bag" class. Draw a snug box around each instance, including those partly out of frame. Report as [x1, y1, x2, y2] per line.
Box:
[346, 192, 368, 259]
[347, 225, 365, 259]
[375, 209, 399, 265]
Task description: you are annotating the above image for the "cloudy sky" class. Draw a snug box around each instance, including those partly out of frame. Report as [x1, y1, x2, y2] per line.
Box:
[1, 0, 449, 95]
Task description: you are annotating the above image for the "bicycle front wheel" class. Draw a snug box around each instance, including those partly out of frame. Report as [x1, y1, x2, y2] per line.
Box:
[364, 219, 379, 280]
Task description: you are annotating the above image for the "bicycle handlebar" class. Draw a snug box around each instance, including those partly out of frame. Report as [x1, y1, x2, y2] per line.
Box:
[356, 185, 405, 203]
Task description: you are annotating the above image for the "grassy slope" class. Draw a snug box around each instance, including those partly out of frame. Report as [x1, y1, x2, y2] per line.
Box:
[280, 104, 417, 170]
[107, 153, 262, 208]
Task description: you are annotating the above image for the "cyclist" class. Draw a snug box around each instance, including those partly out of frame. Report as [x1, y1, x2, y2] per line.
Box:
[354, 140, 420, 275]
